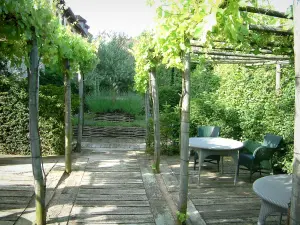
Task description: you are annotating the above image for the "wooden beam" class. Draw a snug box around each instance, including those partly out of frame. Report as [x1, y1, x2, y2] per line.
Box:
[192, 49, 291, 60]
[249, 24, 293, 35]
[192, 60, 290, 65]
[239, 6, 293, 20]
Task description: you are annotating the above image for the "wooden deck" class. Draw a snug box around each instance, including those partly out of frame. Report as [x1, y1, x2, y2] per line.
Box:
[0, 138, 287, 225]
[164, 156, 287, 225]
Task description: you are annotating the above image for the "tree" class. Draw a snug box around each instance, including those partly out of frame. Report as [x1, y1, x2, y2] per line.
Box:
[28, 29, 46, 225]
[178, 53, 191, 221]
[132, 33, 162, 173]
[76, 71, 84, 152]
[291, 1, 300, 224]
[64, 59, 72, 173]
[89, 32, 135, 93]
[149, 67, 161, 172]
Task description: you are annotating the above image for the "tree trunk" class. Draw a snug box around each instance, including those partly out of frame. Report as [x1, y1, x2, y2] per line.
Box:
[28, 30, 46, 225]
[149, 68, 161, 173]
[145, 89, 151, 147]
[177, 53, 190, 224]
[64, 59, 72, 174]
[290, 1, 300, 224]
[76, 71, 84, 152]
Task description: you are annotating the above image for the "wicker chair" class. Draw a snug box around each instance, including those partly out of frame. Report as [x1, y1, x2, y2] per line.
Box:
[238, 133, 283, 181]
[193, 126, 221, 171]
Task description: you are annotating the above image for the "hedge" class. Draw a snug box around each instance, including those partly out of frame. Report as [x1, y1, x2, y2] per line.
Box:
[0, 76, 78, 155]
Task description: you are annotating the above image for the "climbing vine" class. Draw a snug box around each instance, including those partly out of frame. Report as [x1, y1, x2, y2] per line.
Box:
[0, 0, 98, 73]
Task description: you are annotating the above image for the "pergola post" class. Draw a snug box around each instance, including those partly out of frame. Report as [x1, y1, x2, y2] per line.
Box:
[276, 64, 281, 92]
[290, 0, 300, 224]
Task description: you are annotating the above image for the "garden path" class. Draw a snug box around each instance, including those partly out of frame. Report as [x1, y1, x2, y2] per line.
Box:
[46, 138, 175, 225]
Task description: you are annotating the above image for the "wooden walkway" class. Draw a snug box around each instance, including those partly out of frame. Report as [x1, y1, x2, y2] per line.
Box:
[163, 156, 287, 225]
[0, 138, 287, 225]
[47, 139, 175, 224]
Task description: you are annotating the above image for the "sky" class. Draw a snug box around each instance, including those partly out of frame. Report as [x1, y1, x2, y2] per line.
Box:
[65, 0, 293, 38]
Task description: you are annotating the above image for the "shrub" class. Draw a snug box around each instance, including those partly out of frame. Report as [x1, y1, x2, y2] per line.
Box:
[0, 77, 76, 155]
[85, 91, 143, 116]
[147, 105, 180, 155]
[189, 63, 295, 172]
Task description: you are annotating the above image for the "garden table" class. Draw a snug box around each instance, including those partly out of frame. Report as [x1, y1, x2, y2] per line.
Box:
[253, 174, 292, 225]
[189, 137, 243, 186]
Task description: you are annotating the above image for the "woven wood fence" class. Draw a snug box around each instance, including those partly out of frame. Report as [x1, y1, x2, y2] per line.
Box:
[94, 113, 134, 122]
[73, 126, 146, 138]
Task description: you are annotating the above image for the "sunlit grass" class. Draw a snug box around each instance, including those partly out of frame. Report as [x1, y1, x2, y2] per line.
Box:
[85, 91, 144, 116]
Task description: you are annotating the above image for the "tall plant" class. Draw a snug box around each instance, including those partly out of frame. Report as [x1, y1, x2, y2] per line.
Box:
[132, 33, 161, 172]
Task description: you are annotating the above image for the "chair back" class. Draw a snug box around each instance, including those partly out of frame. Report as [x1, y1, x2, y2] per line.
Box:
[262, 133, 282, 148]
[243, 140, 262, 154]
[197, 126, 220, 137]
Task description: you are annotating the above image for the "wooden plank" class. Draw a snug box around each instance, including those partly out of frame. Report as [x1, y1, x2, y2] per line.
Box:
[83, 172, 142, 178]
[80, 183, 145, 189]
[196, 202, 261, 213]
[0, 190, 33, 197]
[68, 214, 154, 223]
[80, 179, 143, 185]
[0, 196, 31, 204]
[78, 188, 146, 195]
[192, 197, 259, 206]
[76, 194, 148, 201]
[71, 206, 152, 215]
[0, 221, 14, 225]
[75, 200, 150, 207]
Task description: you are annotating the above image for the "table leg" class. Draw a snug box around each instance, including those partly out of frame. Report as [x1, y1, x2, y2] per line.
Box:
[230, 151, 239, 185]
[197, 150, 206, 186]
[257, 200, 285, 225]
[220, 156, 224, 174]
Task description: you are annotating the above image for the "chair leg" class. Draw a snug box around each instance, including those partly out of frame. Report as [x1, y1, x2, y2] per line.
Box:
[237, 163, 240, 176]
[194, 155, 197, 170]
[217, 159, 220, 172]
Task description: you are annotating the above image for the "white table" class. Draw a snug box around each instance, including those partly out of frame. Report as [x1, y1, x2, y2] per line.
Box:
[189, 137, 244, 185]
[253, 174, 292, 225]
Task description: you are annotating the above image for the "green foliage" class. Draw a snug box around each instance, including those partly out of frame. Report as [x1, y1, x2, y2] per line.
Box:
[39, 84, 79, 115]
[39, 67, 64, 87]
[190, 63, 294, 172]
[157, 65, 182, 110]
[0, 77, 67, 155]
[86, 32, 135, 93]
[132, 32, 158, 93]
[0, 0, 98, 76]
[148, 105, 180, 155]
[85, 91, 144, 116]
[0, 77, 29, 154]
[176, 211, 189, 223]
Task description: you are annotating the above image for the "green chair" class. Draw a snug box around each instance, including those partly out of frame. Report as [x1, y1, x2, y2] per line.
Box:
[238, 134, 283, 181]
[193, 126, 221, 171]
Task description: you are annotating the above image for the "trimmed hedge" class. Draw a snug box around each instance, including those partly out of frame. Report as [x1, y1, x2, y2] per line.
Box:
[0, 77, 78, 155]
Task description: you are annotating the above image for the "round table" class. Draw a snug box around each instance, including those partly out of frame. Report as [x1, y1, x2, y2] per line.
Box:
[253, 174, 292, 225]
[189, 137, 244, 185]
